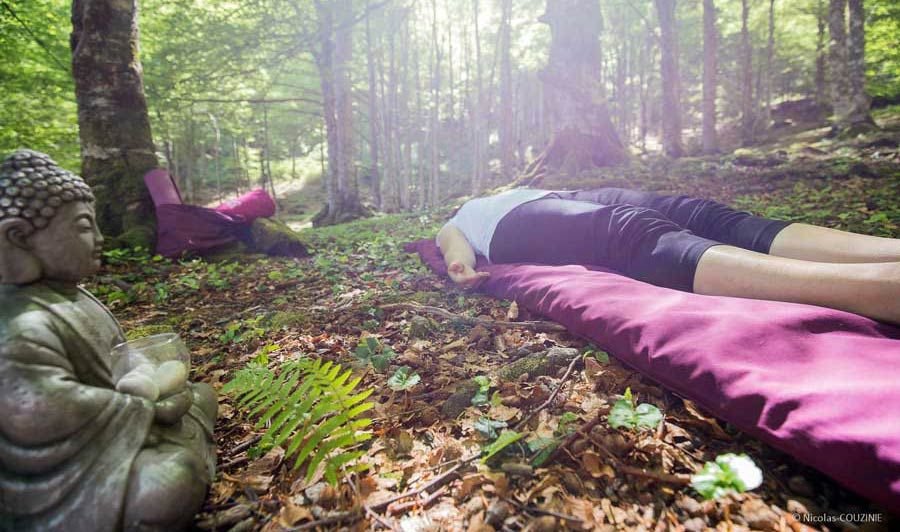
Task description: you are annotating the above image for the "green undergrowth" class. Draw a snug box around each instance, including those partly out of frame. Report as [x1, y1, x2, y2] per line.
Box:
[733, 176, 900, 238]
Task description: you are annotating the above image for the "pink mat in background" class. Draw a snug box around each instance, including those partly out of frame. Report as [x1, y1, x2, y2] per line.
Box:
[405, 238, 900, 512]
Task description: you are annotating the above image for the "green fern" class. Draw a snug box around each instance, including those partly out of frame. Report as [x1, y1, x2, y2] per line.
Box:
[223, 358, 374, 485]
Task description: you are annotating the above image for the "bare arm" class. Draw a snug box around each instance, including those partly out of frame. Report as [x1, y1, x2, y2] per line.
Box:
[436, 222, 490, 288]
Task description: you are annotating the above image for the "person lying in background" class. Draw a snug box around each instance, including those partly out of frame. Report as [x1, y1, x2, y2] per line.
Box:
[436, 188, 900, 325]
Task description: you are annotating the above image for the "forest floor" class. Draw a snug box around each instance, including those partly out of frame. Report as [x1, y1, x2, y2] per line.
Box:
[90, 108, 900, 532]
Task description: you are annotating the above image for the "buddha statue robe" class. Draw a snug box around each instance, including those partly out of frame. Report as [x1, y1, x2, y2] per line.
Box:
[0, 283, 214, 531]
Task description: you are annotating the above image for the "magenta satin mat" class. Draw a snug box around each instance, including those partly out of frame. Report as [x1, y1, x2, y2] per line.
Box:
[405, 238, 900, 511]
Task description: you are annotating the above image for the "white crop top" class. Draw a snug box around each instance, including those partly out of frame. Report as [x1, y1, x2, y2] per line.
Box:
[445, 189, 553, 261]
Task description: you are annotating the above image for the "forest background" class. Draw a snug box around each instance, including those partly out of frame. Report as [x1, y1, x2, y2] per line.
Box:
[3, 0, 899, 232]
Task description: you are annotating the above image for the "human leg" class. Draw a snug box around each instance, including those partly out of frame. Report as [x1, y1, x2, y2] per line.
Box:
[564, 188, 900, 264]
[694, 245, 900, 324]
[768, 222, 900, 263]
[490, 198, 720, 292]
[557, 188, 791, 254]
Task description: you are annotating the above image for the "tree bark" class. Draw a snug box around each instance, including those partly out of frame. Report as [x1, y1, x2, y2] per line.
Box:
[702, 0, 718, 154]
[815, 0, 827, 106]
[472, 0, 485, 194]
[845, 0, 875, 129]
[764, 0, 775, 123]
[365, 0, 382, 209]
[70, 0, 158, 247]
[828, 0, 850, 123]
[430, 0, 442, 205]
[655, 0, 683, 158]
[523, 0, 626, 184]
[313, 0, 367, 226]
[498, 0, 515, 181]
[740, 0, 755, 145]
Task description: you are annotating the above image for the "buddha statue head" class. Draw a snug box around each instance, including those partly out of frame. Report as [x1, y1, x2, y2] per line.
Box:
[0, 149, 101, 285]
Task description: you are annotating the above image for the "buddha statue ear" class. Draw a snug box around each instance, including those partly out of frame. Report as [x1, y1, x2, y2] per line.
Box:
[0, 219, 42, 285]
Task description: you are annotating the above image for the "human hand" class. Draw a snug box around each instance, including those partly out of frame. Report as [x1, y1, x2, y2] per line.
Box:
[153, 389, 193, 425]
[448, 261, 490, 289]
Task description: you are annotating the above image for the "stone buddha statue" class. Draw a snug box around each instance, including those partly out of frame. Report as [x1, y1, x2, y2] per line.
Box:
[0, 150, 217, 531]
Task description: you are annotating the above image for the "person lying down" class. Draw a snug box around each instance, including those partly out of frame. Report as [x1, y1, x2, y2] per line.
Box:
[436, 188, 900, 325]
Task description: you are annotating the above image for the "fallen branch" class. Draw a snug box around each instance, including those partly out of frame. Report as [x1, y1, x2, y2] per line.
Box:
[380, 302, 567, 333]
[227, 435, 262, 457]
[386, 486, 448, 515]
[505, 498, 583, 524]
[514, 354, 581, 430]
[618, 464, 691, 486]
[551, 415, 690, 487]
[290, 509, 364, 531]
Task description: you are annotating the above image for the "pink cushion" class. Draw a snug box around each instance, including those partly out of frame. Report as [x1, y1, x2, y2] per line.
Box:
[214, 189, 276, 222]
[406, 238, 900, 512]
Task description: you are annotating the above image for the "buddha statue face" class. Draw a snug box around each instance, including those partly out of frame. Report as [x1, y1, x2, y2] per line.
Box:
[0, 149, 101, 285]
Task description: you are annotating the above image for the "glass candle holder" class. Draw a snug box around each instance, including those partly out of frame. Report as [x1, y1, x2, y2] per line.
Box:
[111, 333, 191, 400]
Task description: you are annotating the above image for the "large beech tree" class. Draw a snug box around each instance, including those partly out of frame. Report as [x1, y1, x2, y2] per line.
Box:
[313, 0, 367, 226]
[656, 0, 684, 158]
[519, 0, 626, 184]
[71, 0, 158, 246]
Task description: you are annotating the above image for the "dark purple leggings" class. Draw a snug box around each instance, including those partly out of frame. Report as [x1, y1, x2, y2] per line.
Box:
[489, 188, 792, 292]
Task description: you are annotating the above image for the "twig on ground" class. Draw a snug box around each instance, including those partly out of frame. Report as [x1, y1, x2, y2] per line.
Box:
[220, 456, 249, 470]
[553, 414, 690, 486]
[617, 464, 691, 486]
[505, 498, 583, 524]
[514, 354, 581, 431]
[227, 435, 262, 457]
[386, 485, 448, 515]
[544, 414, 603, 465]
[380, 302, 567, 333]
[289, 509, 364, 531]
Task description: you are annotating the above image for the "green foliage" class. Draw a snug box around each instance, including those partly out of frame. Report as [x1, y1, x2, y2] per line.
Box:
[386, 366, 420, 391]
[608, 387, 664, 431]
[0, 0, 79, 166]
[691, 453, 764, 500]
[219, 316, 268, 345]
[867, 0, 900, 101]
[470, 375, 492, 406]
[353, 336, 396, 371]
[223, 358, 374, 485]
[481, 430, 524, 464]
[583, 348, 610, 365]
[473, 417, 508, 439]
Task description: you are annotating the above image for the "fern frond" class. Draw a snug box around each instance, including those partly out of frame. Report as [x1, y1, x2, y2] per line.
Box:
[224, 357, 374, 485]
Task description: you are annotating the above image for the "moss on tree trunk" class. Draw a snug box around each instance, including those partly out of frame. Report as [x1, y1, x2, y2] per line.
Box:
[71, 0, 158, 248]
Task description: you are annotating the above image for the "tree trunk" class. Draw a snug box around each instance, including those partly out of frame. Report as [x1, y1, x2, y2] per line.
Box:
[365, 0, 382, 209]
[764, 0, 775, 124]
[845, 0, 876, 129]
[70, 0, 158, 247]
[828, 0, 850, 124]
[815, 0, 827, 106]
[430, 0, 442, 206]
[740, 0, 754, 145]
[208, 113, 222, 203]
[313, 0, 367, 226]
[655, 0, 684, 158]
[702, 0, 718, 154]
[498, 0, 515, 181]
[522, 0, 626, 184]
[472, 0, 485, 194]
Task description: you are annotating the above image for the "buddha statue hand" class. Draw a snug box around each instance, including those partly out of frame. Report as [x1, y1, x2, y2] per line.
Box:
[154, 388, 193, 425]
